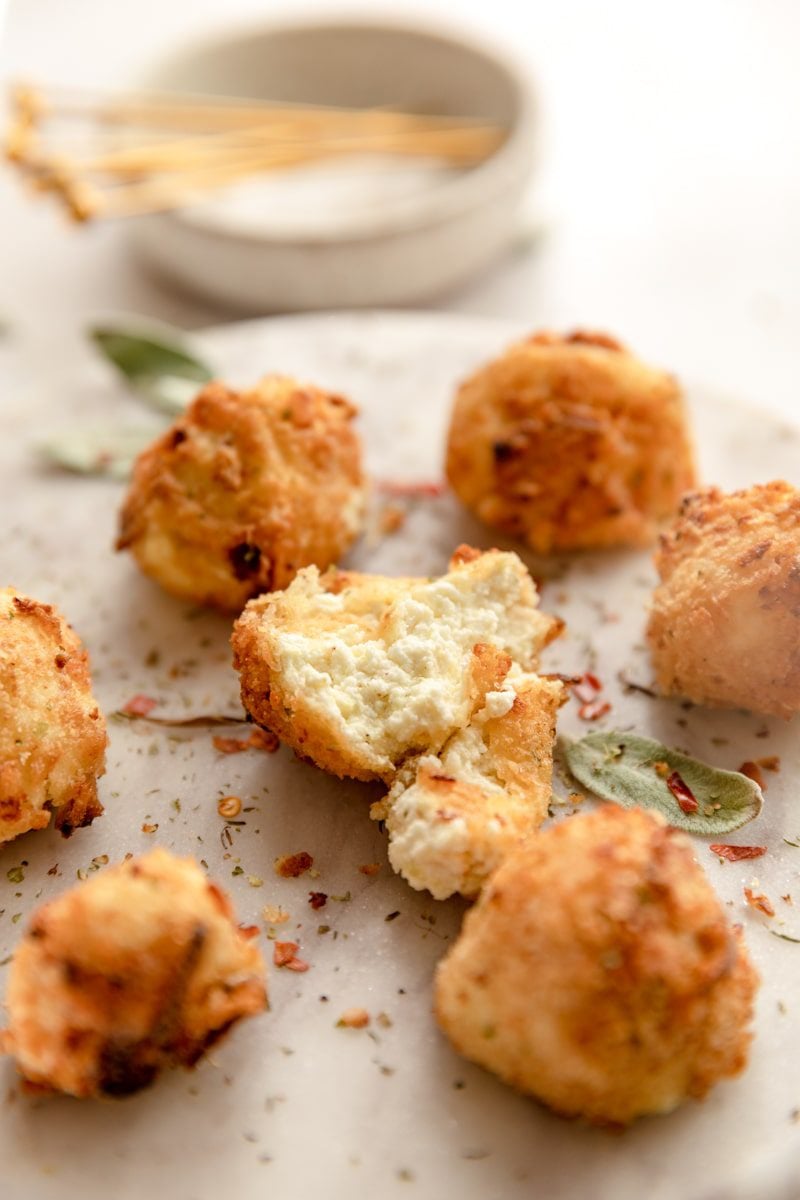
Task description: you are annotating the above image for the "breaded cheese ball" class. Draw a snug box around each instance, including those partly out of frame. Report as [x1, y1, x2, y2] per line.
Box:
[435, 805, 757, 1126]
[1, 848, 267, 1098]
[233, 545, 562, 784]
[117, 376, 365, 612]
[373, 655, 564, 898]
[446, 330, 696, 552]
[0, 588, 106, 843]
[648, 481, 800, 716]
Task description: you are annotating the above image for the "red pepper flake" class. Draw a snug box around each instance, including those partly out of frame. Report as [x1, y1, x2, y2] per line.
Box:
[239, 924, 260, 939]
[739, 761, 766, 790]
[666, 770, 699, 814]
[578, 699, 611, 722]
[573, 673, 602, 704]
[273, 940, 309, 972]
[377, 479, 445, 499]
[337, 1007, 370, 1029]
[744, 887, 775, 917]
[308, 891, 328, 910]
[274, 851, 314, 878]
[213, 728, 280, 755]
[358, 863, 381, 877]
[710, 844, 767, 862]
[141, 822, 158, 834]
[757, 756, 781, 773]
[122, 694, 157, 717]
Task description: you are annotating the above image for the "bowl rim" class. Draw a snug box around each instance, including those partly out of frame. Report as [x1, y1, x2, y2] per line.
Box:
[137, 12, 539, 246]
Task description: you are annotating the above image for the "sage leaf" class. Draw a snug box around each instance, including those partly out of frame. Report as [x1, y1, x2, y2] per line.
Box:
[90, 326, 212, 415]
[40, 426, 160, 479]
[559, 730, 763, 836]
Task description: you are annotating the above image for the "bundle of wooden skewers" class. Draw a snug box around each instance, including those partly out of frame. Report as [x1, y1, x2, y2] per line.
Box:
[4, 83, 506, 223]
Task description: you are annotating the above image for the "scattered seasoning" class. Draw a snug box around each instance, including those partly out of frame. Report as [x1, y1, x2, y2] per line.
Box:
[757, 755, 781, 773]
[337, 1007, 370, 1029]
[376, 479, 445, 498]
[385, 910, 401, 922]
[239, 924, 260, 940]
[739, 761, 766, 790]
[652, 761, 671, 778]
[273, 941, 309, 971]
[710, 844, 767, 862]
[744, 887, 775, 917]
[6, 866, 24, 884]
[617, 671, 658, 698]
[358, 863, 381, 877]
[217, 795, 242, 819]
[231, 865, 244, 876]
[376, 1012, 393, 1029]
[331, 891, 351, 903]
[666, 770, 699, 814]
[578, 699, 612, 722]
[317, 924, 331, 935]
[309, 892, 328, 910]
[274, 851, 314, 878]
[572, 672, 603, 703]
[248, 876, 263, 888]
[771, 930, 800, 945]
[784, 838, 800, 849]
[117, 711, 245, 727]
[396, 1169, 415, 1183]
[141, 822, 158, 834]
[121, 693, 158, 716]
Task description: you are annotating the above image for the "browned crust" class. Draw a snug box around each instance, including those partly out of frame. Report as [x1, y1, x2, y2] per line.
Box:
[445, 332, 696, 553]
[117, 376, 365, 612]
[435, 805, 758, 1125]
[648, 481, 800, 716]
[0, 588, 106, 844]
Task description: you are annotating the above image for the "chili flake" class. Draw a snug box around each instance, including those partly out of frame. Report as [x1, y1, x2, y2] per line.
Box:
[122, 693, 157, 717]
[578, 699, 611, 722]
[217, 795, 242, 819]
[309, 891, 328, 910]
[666, 771, 699, 814]
[709, 844, 767, 862]
[744, 887, 775, 917]
[273, 941, 309, 972]
[358, 863, 381, 877]
[738, 761, 766, 790]
[275, 851, 314, 878]
[337, 1007, 370, 1029]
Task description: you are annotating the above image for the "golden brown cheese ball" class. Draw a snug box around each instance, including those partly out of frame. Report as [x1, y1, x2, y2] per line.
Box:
[435, 805, 757, 1126]
[446, 330, 696, 552]
[117, 376, 366, 612]
[648, 481, 800, 716]
[1, 848, 267, 1098]
[232, 545, 561, 784]
[0, 588, 106, 843]
[374, 658, 564, 899]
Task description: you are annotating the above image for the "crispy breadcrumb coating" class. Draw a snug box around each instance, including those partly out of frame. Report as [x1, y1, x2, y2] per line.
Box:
[648, 481, 800, 716]
[232, 545, 561, 783]
[373, 659, 564, 898]
[0, 588, 106, 843]
[117, 376, 365, 612]
[1, 849, 267, 1098]
[435, 805, 757, 1125]
[446, 330, 696, 552]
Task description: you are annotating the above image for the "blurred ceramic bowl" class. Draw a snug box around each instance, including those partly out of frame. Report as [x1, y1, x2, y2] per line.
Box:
[132, 17, 538, 312]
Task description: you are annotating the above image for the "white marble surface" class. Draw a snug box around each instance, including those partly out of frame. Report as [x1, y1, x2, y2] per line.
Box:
[1, 0, 799, 421]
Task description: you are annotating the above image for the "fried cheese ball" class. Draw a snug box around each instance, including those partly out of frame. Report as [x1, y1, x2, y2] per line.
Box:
[372, 656, 564, 898]
[1, 848, 267, 1098]
[435, 805, 757, 1126]
[446, 330, 696, 552]
[0, 588, 106, 843]
[648, 481, 800, 716]
[117, 376, 366, 612]
[233, 545, 562, 784]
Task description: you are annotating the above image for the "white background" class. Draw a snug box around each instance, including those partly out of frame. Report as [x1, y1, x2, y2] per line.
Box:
[1, 0, 799, 418]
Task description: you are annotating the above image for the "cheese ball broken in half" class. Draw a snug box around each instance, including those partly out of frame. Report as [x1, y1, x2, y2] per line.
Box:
[446, 330, 696, 552]
[372, 659, 564, 899]
[648, 481, 800, 717]
[435, 805, 757, 1126]
[117, 376, 365, 612]
[1, 848, 267, 1098]
[0, 588, 106, 843]
[233, 545, 562, 784]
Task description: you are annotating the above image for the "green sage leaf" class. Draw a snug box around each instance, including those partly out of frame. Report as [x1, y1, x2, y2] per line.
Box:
[90, 326, 212, 415]
[559, 730, 763, 836]
[39, 426, 160, 479]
